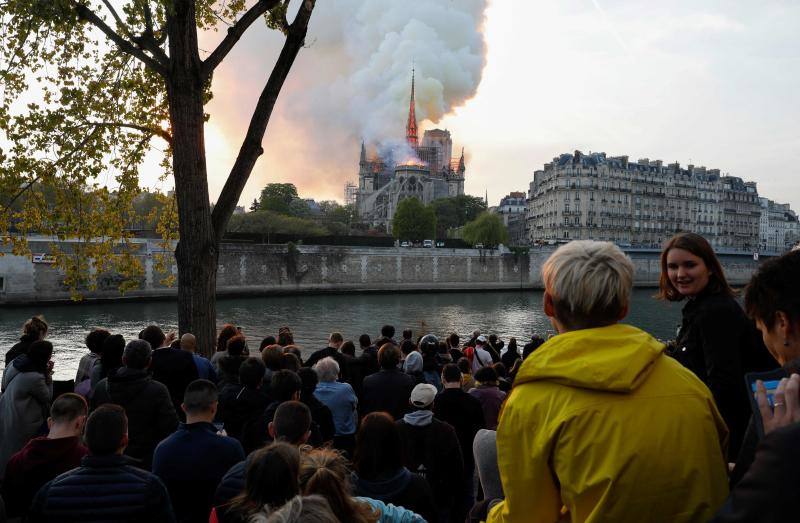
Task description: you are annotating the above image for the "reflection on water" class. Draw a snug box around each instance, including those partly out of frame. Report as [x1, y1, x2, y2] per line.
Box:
[0, 290, 679, 380]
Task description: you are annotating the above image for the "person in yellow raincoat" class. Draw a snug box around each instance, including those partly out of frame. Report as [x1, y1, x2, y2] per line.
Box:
[487, 240, 729, 523]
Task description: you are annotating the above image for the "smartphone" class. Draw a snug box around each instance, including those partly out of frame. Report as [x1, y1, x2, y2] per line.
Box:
[744, 369, 787, 439]
[750, 380, 781, 408]
[213, 421, 224, 433]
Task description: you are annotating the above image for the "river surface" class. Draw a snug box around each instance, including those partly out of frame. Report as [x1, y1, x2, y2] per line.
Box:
[1, 290, 681, 380]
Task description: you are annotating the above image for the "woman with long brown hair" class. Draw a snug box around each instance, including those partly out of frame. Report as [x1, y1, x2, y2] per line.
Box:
[659, 232, 775, 460]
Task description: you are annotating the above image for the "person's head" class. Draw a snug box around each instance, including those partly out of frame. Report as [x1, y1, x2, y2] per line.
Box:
[523, 336, 545, 359]
[441, 363, 462, 388]
[85, 404, 128, 456]
[240, 357, 266, 389]
[659, 232, 733, 301]
[47, 393, 88, 437]
[409, 383, 437, 411]
[226, 334, 247, 357]
[277, 327, 294, 347]
[297, 367, 319, 396]
[418, 334, 439, 358]
[262, 345, 284, 371]
[268, 400, 312, 445]
[180, 333, 197, 353]
[358, 334, 371, 349]
[402, 329, 412, 340]
[378, 343, 401, 370]
[448, 332, 460, 349]
[122, 339, 152, 370]
[138, 325, 166, 349]
[475, 335, 488, 346]
[299, 449, 379, 523]
[271, 370, 302, 402]
[27, 340, 53, 373]
[475, 365, 499, 385]
[231, 442, 301, 516]
[313, 357, 340, 383]
[100, 334, 125, 372]
[542, 240, 633, 332]
[328, 332, 343, 349]
[85, 328, 110, 355]
[488, 334, 498, 346]
[493, 362, 507, 379]
[22, 316, 48, 341]
[281, 352, 301, 372]
[508, 337, 517, 352]
[381, 325, 395, 339]
[259, 336, 277, 351]
[182, 379, 218, 420]
[745, 250, 800, 365]
[340, 340, 356, 357]
[457, 357, 472, 375]
[399, 339, 416, 356]
[353, 412, 405, 480]
[283, 345, 303, 362]
[217, 324, 238, 352]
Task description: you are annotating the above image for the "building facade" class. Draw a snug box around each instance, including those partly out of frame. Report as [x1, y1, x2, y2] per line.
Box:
[759, 197, 799, 253]
[356, 72, 466, 231]
[527, 151, 762, 251]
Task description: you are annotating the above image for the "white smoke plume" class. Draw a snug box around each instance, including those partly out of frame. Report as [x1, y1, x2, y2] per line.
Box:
[205, 0, 489, 201]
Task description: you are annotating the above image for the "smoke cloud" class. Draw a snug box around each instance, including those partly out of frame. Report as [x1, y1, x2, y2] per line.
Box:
[203, 0, 489, 203]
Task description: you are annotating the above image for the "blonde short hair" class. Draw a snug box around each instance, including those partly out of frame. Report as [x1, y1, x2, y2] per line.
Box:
[542, 240, 634, 329]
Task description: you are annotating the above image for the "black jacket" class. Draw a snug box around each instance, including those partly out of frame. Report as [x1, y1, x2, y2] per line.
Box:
[352, 467, 437, 523]
[150, 347, 199, 417]
[217, 384, 270, 442]
[361, 368, 415, 420]
[4, 334, 36, 366]
[301, 392, 336, 443]
[432, 388, 485, 471]
[28, 454, 175, 522]
[396, 416, 464, 517]
[92, 367, 178, 469]
[672, 291, 777, 459]
[304, 347, 352, 383]
[711, 422, 800, 522]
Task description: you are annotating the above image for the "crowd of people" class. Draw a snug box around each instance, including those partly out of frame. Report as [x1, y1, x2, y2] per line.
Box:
[0, 231, 799, 522]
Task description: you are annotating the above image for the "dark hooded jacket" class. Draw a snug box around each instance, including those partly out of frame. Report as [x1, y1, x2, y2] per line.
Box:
[352, 467, 436, 523]
[92, 367, 178, 469]
[4, 333, 37, 366]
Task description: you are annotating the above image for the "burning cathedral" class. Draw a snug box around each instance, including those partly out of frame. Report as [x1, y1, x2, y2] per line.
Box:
[356, 72, 466, 231]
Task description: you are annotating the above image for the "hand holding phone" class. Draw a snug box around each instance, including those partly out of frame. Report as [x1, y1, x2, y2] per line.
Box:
[756, 374, 800, 436]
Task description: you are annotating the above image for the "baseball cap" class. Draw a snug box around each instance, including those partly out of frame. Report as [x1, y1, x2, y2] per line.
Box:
[410, 383, 437, 408]
[476, 335, 487, 343]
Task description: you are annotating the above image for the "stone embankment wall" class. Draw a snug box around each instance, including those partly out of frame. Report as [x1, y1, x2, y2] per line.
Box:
[0, 239, 764, 305]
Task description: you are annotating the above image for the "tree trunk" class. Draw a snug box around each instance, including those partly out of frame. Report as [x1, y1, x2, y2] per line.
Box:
[166, 0, 218, 357]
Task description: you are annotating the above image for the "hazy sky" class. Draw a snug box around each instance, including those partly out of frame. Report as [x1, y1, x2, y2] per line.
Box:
[140, 0, 800, 209]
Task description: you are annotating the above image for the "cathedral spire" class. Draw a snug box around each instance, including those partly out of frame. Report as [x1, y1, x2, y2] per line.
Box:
[458, 147, 465, 173]
[360, 141, 366, 164]
[406, 68, 418, 148]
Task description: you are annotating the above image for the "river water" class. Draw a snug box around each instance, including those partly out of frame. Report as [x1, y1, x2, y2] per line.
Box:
[1, 290, 681, 380]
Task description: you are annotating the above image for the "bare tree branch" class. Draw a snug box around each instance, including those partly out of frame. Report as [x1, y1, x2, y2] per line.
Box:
[211, 0, 316, 239]
[201, 0, 282, 79]
[101, 0, 129, 36]
[85, 121, 172, 144]
[72, 1, 167, 76]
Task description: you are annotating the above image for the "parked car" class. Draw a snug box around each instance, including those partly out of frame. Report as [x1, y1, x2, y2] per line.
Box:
[474, 243, 484, 249]
[400, 241, 410, 247]
[423, 239, 434, 248]
[435, 241, 445, 247]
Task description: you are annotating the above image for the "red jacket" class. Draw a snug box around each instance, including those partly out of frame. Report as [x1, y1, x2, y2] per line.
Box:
[2, 435, 88, 517]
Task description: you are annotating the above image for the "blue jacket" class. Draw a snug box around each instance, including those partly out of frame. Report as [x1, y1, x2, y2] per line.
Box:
[28, 454, 175, 522]
[314, 381, 357, 435]
[152, 421, 244, 523]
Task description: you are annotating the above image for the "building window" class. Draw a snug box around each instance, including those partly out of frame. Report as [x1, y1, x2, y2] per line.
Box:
[0, 276, 4, 293]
